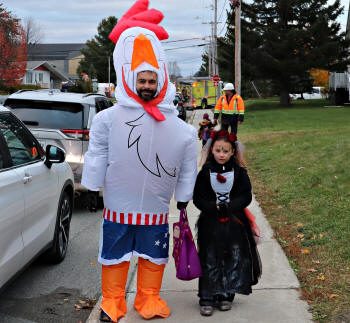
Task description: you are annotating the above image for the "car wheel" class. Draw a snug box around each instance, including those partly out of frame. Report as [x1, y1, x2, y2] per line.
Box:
[44, 191, 72, 263]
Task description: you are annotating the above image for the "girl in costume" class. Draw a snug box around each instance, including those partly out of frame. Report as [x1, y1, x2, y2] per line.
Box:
[198, 113, 214, 146]
[193, 130, 261, 316]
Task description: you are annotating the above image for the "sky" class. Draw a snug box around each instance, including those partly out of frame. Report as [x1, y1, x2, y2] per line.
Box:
[4, 0, 349, 77]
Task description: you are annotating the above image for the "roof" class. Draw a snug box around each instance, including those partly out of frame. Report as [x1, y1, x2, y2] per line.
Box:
[27, 43, 86, 61]
[7, 90, 107, 105]
[26, 61, 69, 81]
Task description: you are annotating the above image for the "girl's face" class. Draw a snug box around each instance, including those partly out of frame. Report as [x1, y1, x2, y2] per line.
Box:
[211, 139, 234, 164]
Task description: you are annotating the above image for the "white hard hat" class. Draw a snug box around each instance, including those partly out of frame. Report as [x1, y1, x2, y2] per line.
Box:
[223, 83, 235, 91]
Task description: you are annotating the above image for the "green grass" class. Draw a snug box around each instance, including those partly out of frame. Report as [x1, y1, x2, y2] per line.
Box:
[240, 98, 350, 322]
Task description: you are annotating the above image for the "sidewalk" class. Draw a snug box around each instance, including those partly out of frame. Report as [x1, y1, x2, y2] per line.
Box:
[87, 109, 313, 323]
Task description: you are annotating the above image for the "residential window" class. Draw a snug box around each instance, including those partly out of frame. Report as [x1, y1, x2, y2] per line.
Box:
[38, 73, 43, 83]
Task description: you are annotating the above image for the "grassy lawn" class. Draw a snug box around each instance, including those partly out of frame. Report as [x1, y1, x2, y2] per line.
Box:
[240, 98, 350, 322]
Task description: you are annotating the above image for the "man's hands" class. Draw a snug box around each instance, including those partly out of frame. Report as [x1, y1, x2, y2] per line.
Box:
[177, 201, 189, 210]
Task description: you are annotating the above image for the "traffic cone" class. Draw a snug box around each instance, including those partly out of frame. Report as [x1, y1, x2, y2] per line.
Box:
[101, 261, 130, 322]
[134, 258, 171, 319]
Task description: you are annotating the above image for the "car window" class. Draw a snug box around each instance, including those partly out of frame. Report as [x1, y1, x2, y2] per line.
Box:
[95, 99, 113, 113]
[6, 99, 85, 130]
[0, 113, 42, 167]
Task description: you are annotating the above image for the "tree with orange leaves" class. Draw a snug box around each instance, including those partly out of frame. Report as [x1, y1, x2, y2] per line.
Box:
[0, 4, 27, 88]
[309, 68, 329, 88]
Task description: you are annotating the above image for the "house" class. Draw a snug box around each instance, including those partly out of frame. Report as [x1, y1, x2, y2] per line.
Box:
[27, 43, 86, 80]
[23, 61, 68, 89]
[329, 4, 350, 104]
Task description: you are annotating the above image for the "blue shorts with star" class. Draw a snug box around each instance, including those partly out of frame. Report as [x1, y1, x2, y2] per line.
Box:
[98, 220, 170, 265]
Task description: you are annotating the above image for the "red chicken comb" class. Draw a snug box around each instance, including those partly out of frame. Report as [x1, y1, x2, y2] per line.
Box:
[109, 0, 169, 44]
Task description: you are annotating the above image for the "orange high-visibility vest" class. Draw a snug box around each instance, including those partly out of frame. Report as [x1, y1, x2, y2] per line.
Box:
[214, 94, 245, 115]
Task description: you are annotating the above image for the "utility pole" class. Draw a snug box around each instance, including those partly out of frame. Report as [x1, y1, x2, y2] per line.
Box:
[232, 0, 241, 94]
[213, 0, 218, 76]
[203, 0, 219, 78]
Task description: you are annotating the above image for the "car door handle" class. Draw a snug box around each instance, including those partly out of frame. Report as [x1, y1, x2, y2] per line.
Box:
[23, 174, 33, 184]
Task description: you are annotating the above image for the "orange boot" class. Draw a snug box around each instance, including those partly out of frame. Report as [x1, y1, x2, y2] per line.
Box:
[134, 258, 171, 319]
[101, 261, 130, 322]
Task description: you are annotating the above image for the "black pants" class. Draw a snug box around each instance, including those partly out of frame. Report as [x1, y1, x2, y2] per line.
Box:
[221, 114, 239, 134]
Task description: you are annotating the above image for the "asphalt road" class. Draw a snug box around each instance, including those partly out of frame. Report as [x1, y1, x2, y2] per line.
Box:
[0, 202, 102, 323]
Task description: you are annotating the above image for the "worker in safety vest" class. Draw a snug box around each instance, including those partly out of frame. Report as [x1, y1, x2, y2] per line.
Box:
[213, 82, 245, 134]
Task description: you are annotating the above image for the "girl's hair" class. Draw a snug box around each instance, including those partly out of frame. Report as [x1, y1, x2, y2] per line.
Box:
[201, 130, 247, 168]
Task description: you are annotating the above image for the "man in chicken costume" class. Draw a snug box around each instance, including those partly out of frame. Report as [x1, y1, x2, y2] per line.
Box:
[81, 1, 197, 322]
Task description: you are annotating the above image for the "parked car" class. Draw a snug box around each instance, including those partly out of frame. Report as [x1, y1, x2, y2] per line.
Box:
[290, 86, 325, 100]
[0, 105, 74, 290]
[4, 90, 113, 193]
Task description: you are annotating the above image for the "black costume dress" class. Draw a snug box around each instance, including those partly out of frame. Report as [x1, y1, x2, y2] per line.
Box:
[193, 157, 261, 305]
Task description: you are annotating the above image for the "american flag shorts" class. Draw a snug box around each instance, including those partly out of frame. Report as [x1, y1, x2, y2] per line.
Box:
[99, 220, 170, 264]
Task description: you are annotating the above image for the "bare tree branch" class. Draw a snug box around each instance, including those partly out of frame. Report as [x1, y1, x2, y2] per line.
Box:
[22, 17, 44, 45]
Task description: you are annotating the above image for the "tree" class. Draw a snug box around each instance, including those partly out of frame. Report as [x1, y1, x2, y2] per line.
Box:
[0, 4, 26, 88]
[22, 17, 44, 45]
[309, 68, 329, 88]
[216, 0, 349, 105]
[78, 16, 117, 84]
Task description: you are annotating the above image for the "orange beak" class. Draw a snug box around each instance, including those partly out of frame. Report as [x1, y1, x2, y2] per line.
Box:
[131, 34, 159, 71]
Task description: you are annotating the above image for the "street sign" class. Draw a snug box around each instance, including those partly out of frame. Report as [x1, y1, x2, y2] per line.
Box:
[212, 74, 221, 83]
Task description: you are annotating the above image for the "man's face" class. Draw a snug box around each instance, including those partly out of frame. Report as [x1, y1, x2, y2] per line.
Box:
[136, 71, 158, 101]
[224, 90, 234, 97]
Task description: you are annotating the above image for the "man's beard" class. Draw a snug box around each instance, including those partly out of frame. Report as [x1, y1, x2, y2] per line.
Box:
[137, 89, 157, 102]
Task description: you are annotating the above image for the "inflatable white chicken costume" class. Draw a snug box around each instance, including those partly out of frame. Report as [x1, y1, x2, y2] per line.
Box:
[81, 1, 197, 321]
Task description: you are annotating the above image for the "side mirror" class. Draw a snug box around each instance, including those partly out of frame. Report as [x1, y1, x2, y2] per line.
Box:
[44, 145, 66, 169]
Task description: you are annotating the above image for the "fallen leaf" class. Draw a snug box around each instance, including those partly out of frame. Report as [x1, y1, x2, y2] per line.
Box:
[317, 273, 325, 281]
[76, 299, 95, 309]
[297, 166, 304, 170]
[296, 222, 304, 228]
[307, 268, 317, 273]
[297, 233, 304, 239]
[328, 294, 338, 299]
[301, 248, 310, 255]
[312, 260, 320, 264]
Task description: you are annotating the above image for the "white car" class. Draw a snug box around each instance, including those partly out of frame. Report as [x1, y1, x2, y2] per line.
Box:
[290, 86, 325, 100]
[0, 105, 74, 290]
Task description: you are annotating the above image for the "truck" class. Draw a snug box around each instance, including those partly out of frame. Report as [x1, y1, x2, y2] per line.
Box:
[177, 77, 218, 109]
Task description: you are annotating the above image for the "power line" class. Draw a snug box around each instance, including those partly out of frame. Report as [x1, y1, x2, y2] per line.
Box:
[163, 37, 208, 43]
[218, 0, 228, 22]
[164, 43, 210, 51]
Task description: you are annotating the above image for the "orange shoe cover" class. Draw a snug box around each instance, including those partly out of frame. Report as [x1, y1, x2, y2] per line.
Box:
[101, 261, 130, 322]
[134, 258, 171, 319]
